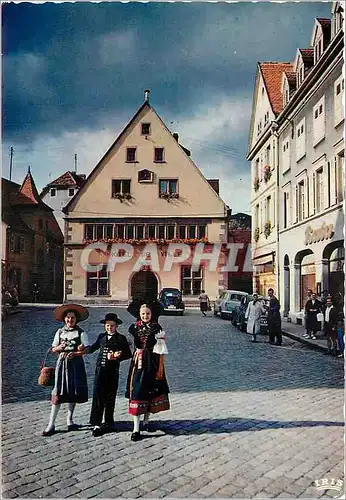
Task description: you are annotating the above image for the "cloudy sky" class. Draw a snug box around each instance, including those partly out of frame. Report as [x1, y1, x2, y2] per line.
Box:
[2, 1, 330, 213]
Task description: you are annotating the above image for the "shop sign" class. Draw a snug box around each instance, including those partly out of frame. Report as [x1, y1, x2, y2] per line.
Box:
[305, 223, 334, 246]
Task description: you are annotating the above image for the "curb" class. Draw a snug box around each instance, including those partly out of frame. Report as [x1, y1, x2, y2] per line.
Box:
[282, 330, 328, 352]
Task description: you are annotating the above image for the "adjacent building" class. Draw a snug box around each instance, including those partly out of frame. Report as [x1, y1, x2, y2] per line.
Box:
[227, 212, 252, 293]
[63, 92, 228, 304]
[248, 2, 344, 322]
[41, 171, 86, 232]
[2, 169, 64, 301]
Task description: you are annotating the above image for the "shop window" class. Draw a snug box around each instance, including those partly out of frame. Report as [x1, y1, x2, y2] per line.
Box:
[180, 266, 203, 296]
[87, 267, 109, 296]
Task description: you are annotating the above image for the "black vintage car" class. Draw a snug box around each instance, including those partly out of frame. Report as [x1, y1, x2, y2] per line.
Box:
[158, 288, 185, 316]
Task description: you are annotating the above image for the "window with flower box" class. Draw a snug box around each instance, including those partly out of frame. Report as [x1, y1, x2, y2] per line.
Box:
[136, 225, 144, 240]
[179, 225, 186, 239]
[147, 225, 156, 239]
[158, 226, 165, 239]
[127, 225, 134, 239]
[87, 267, 109, 296]
[167, 225, 175, 240]
[112, 179, 131, 198]
[159, 179, 178, 197]
[180, 266, 203, 296]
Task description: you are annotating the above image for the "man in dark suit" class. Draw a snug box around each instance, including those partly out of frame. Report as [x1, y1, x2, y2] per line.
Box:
[85, 313, 132, 436]
[304, 292, 322, 340]
[266, 288, 282, 346]
[323, 296, 338, 356]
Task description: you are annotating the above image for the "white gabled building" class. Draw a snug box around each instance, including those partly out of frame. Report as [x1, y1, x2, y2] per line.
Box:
[247, 2, 344, 321]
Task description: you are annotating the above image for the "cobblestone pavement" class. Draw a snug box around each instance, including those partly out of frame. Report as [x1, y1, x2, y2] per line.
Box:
[2, 307, 344, 499]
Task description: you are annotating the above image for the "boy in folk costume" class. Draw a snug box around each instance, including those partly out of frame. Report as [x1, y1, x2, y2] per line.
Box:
[84, 313, 132, 437]
[126, 299, 169, 441]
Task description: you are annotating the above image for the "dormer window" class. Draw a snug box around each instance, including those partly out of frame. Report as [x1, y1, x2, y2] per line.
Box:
[314, 37, 323, 63]
[297, 65, 304, 87]
[50, 188, 56, 197]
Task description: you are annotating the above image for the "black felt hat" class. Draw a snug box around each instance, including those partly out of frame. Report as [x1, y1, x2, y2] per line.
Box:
[127, 298, 164, 321]
[100, 313, 123, 325]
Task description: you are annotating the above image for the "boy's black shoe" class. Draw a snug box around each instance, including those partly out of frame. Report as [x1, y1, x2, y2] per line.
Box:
[92, 426, 103, 437]
[131, 431, 142, 441]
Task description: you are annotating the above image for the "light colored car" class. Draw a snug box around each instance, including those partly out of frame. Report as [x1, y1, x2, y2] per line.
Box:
[213, 290, 248, 320]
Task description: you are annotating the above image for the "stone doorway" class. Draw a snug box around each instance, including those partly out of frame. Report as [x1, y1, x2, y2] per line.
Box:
[130, 270, 158, 302]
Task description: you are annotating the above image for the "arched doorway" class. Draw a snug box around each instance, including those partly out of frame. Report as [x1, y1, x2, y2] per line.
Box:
[130, 270, 158, 301]
[295, 249, 315, 310]
[283, 254, 290, 316]
[323, 241, 344, 298]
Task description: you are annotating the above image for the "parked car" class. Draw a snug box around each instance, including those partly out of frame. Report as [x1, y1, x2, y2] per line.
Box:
[234, 294, 268, 333]
[213, 290, 248, 320]
[158, 288, 185, 315]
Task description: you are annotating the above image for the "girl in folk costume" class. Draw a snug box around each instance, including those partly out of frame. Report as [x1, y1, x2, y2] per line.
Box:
[42, 304, 89, 436]
[126, 299, 170, 441]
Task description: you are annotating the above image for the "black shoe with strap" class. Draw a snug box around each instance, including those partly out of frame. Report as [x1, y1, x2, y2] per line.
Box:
[131, 431, 142, 441]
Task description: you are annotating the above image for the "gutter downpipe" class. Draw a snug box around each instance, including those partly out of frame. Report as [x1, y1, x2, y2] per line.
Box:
[271, 123, 280, 303]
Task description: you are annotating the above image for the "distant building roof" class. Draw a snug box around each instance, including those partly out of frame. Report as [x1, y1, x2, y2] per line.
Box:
[259, 62, 293, 115]
[41, 171, 86, 196]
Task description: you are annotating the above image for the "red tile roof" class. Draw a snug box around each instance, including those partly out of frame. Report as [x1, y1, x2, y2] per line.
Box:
[299, 49, 314, 66]
[259, 62, 293, 115]
[285, 71, 297, 90]
[13, 169, 42, 205]
[47, 171, 86, 188]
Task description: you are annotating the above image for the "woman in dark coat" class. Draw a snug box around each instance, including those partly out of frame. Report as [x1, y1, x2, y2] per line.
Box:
[42, 304, 89, 436]
[86, 313, 132, 436]
[305, 292, 322, 340]
[126, 299, 169, 441]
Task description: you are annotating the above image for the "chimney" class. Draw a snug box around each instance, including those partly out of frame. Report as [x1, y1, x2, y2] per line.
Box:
[173, 133, 179, 142]
[144, 89, 150, 102]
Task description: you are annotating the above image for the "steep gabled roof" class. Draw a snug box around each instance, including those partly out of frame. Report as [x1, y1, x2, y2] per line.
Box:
[299, 48, 314, 67]
[64, 99, 225, 214]
[7, 169, 52, 210]
[259, 62, 293, 115]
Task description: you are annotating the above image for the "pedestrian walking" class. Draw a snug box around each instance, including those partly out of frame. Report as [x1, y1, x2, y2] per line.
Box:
[42, 304, 89, 436]
[33, 283, 39, 303]
[126, 299, 169, 442]
[84, 313, 132, 437]
[337, 312, 344, 358]
[245, 293, 265, 343]
[304, 289, 313, 337]
[323, 296, 338, 356]
[304, 292, 322, 340]
[198, 290, 210, 317]
[266, 288, 282, 346]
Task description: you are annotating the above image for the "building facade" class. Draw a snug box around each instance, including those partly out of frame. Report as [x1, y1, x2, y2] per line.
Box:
[248, 3, 344, 322]
[2, 170, 64, 301]
[41, 171, 86, 232]
[63, 93, 228, 304]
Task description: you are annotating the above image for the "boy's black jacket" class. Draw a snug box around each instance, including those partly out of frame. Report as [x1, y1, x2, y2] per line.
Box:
[87, 332, 132, 369]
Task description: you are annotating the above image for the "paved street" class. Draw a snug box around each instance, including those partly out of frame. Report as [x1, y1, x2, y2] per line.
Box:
[2, 307, 344, 499]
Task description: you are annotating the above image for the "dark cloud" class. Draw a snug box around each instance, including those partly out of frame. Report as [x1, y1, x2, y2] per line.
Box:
[2, 2, 330, 144]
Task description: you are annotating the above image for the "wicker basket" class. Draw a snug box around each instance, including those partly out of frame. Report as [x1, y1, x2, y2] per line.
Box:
[38, 349, 55, 387]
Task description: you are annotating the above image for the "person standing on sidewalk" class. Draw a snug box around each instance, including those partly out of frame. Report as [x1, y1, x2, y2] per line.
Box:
[245, 293, 265, 343]
[337, 312, 344, 358]
[266, 288, 282, 346]
[323, 297, 338, 356]
[304, 292, 322, 340]
[198, 290, 210, 317]
[42, 304, 90, 436]
[84, 313, 132, 437]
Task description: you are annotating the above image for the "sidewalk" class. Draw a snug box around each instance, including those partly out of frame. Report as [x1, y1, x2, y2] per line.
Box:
[281, 318, 329, 352]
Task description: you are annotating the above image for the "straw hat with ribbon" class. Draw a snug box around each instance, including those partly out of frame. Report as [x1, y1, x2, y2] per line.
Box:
[53, 303, 89, 322]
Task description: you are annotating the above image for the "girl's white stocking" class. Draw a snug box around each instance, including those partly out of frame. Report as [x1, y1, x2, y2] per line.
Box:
[67, 403, 76, 426]
[45, 404, 60, 432]
[133, 415, 140, 433]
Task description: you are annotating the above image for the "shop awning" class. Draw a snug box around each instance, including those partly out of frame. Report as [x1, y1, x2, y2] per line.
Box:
[253, 253, 274, 266]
